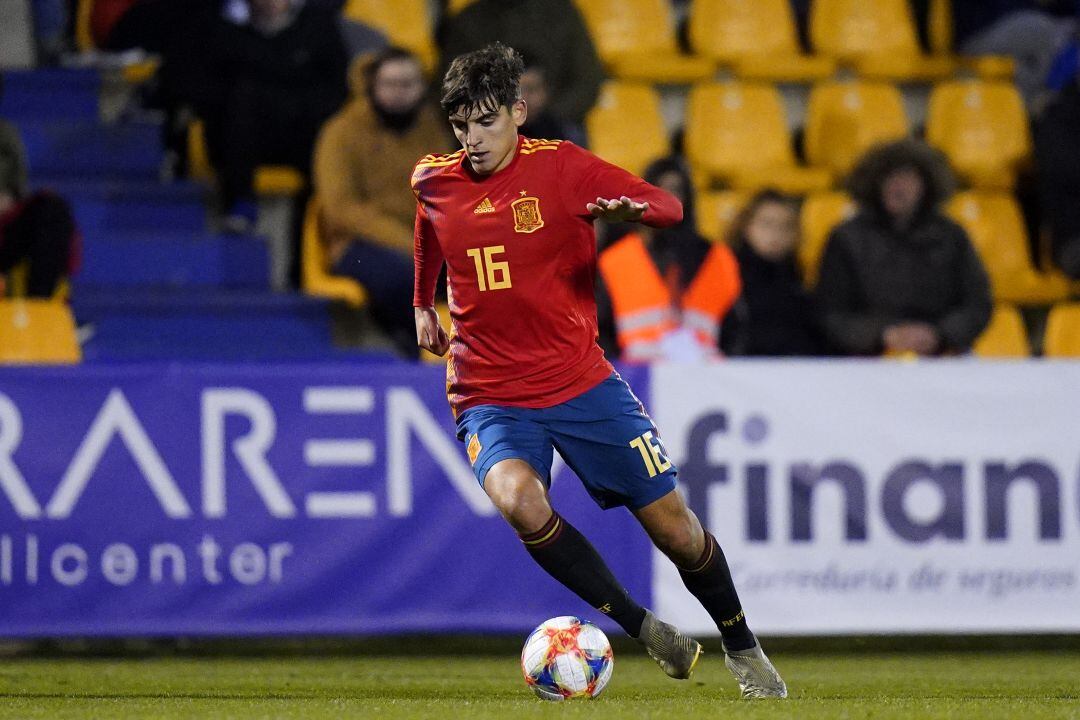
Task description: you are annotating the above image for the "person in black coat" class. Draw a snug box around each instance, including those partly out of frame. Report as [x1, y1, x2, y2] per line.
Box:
[210, 0, 349, 229]
[1035, 72, 1080, 277]
[815, 139, 992, 357]
[723, 190, 823, 356]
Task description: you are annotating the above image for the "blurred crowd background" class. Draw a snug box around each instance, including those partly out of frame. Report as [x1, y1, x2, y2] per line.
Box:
[2, 0, 1080, 364]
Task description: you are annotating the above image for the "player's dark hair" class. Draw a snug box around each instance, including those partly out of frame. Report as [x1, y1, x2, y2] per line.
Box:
[440, 42, 525, 116]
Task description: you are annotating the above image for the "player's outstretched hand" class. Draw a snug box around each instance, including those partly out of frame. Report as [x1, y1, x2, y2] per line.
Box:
[415, 306, 450, 356]
[586, 196, 649, 222]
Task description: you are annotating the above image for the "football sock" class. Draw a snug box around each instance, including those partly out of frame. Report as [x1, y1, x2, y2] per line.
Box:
[678, 531, 757, 651]
[520, 512, 647, 638]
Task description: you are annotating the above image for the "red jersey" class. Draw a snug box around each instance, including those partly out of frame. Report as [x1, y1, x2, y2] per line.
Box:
[411, 137, 682, 415]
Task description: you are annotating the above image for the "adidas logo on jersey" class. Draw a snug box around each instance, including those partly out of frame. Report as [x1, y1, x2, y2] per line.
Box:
[473, 197, 496, 214]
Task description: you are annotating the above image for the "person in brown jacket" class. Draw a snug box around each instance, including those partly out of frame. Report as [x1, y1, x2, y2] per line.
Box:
[313, 46, 450, 355]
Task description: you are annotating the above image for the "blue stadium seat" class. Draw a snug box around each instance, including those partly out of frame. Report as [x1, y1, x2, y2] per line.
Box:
[37, 178, 208, 234]
[75, 231, 270, 289]
[72, 290, 348, 362]
[0, 68, 101, 121]
[18, 120, 163, 179]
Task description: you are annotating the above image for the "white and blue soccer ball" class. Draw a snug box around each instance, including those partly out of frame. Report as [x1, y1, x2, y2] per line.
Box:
[520, 616, 614, 701]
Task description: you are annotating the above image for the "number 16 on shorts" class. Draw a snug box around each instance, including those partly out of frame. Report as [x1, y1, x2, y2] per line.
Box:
[629, 431, 672, 478]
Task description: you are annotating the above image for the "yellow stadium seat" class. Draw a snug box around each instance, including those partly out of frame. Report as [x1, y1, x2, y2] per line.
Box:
[927, 80, 1031, 190]
[574, 0, 716, 83]
[0, 300, 81, 364]
[1043, 303, 1080, 357]
[696, 190, 749, 243]
[585, 82, 670, 177]
[946, 192, 1070, 305]
[445, 0, 479, 15]
[972, 304, 1030, 357]
[799, 191, 857, 287]
[302, 198, 367, 308]
[810, 0, 956, 81]
[344, 0, 437, 74]
[804, 81, 910, 179]
[685, 82, 832, 193]
[687, 0, 836, 82]
[253, 166, 305, 196]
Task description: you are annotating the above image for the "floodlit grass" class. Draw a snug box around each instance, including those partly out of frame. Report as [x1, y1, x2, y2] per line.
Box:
[0, 646, 1078, 719]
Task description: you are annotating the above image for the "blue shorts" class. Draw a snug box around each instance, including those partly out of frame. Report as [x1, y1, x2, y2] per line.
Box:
[456, 372, 678, 511]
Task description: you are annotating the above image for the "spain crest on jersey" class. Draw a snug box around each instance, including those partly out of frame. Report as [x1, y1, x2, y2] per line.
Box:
[511, 196, 544, 233]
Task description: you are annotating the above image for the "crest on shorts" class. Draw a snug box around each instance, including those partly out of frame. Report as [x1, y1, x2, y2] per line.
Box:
[467, 434, 482, 465]
[511, 196, 544, 233]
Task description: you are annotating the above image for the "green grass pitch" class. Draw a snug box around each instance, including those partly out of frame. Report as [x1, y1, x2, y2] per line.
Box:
[1, 642, 1078, 719]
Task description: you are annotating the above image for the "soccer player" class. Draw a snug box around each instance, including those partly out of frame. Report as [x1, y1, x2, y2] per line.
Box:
[411, 43, 787, 699]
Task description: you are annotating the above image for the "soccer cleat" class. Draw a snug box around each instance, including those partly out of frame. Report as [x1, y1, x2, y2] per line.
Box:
[723, 640, 788, 699]
[637, 611, 703, 679]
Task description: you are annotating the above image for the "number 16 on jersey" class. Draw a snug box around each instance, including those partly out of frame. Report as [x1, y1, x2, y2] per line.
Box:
[467, 245, 512, 292]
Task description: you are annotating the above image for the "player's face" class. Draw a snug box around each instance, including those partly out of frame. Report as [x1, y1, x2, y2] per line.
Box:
[449, 99, 526, 175]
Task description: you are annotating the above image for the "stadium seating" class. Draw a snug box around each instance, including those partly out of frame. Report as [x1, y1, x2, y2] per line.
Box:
[684, 82, 832, 193]
[573, 0, 716, 83]
[343, 0, 437, 74]
[0, 300, 81, 364]
[687, 0, 836, 82]
[187, 120, 304, 196]
[810, 0, 955, 81]
[804, 81, 910, 179]
[972, 304, 1030, 357]
[945, 192, 1070, 305]
[302, 198, 367, 309]
[445, 0, 479, 14]
[1043, 303, 1080, 357]
[925, 0, 1016, 80]
[926, 80, 1031, 190]
[695, 190, 748, 243]
[799, 191, 857, 287]
[0, 68, 99, 122]
[585, 82, 670, 177]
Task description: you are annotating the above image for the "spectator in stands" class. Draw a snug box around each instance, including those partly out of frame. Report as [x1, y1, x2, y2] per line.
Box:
[304, 0, 388, 60]
[518, 62, 579, 143]
[0, 103, 78, 297]
[816, 139, 992, 357]
[106, 0, 232, 179]
[597, 157, 741, 362]
[210, 0, 349, 231]
[439, 0, 603, 128]
[723, 191, 822, 357]
[952, 0, 1077, 106]
[1035, 61, 1080, 277]
[313, 47, 449, 356]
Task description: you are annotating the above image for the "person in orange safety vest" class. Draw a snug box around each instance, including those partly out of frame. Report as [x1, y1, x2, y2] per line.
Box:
[597, 157, 741, 362]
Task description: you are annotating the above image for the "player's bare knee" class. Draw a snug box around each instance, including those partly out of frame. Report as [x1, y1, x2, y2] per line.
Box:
[484, 462, 551, 532]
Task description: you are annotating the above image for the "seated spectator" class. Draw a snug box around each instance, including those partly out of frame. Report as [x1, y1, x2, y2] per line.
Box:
[1035, 64, 1080, 277]
[439, 0, 603, 129]
[816, 139, 992, 357]
[0, 112, 78, 298]
[211, 0, 349, 231]
[518, 63, 579, 143]
[597, 157, 741, 362]
[723, 190, 823, 357]
[104, 0, 230, 179]
[313, 47, 449, 356]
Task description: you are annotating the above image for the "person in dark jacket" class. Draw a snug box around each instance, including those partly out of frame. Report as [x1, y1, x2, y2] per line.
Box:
[1035, 69, 1080, 277]
[723, 190, 823, 357]
[815, 139, 992, 356]
[210, 0, 349, 230]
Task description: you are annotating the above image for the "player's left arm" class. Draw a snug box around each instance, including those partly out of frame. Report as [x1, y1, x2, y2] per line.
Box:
[557, 142, 683, 227]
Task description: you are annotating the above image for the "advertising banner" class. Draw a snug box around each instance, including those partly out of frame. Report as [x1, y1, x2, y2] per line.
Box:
[651, 361, 1080, 634]
[0, 363, 652, 637]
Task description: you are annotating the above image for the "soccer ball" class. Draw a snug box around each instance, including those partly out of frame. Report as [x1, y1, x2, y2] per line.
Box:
[520, 616, 614, 701]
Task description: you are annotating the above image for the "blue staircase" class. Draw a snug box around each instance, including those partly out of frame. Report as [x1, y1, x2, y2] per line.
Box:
[8, 68, 359, 362]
